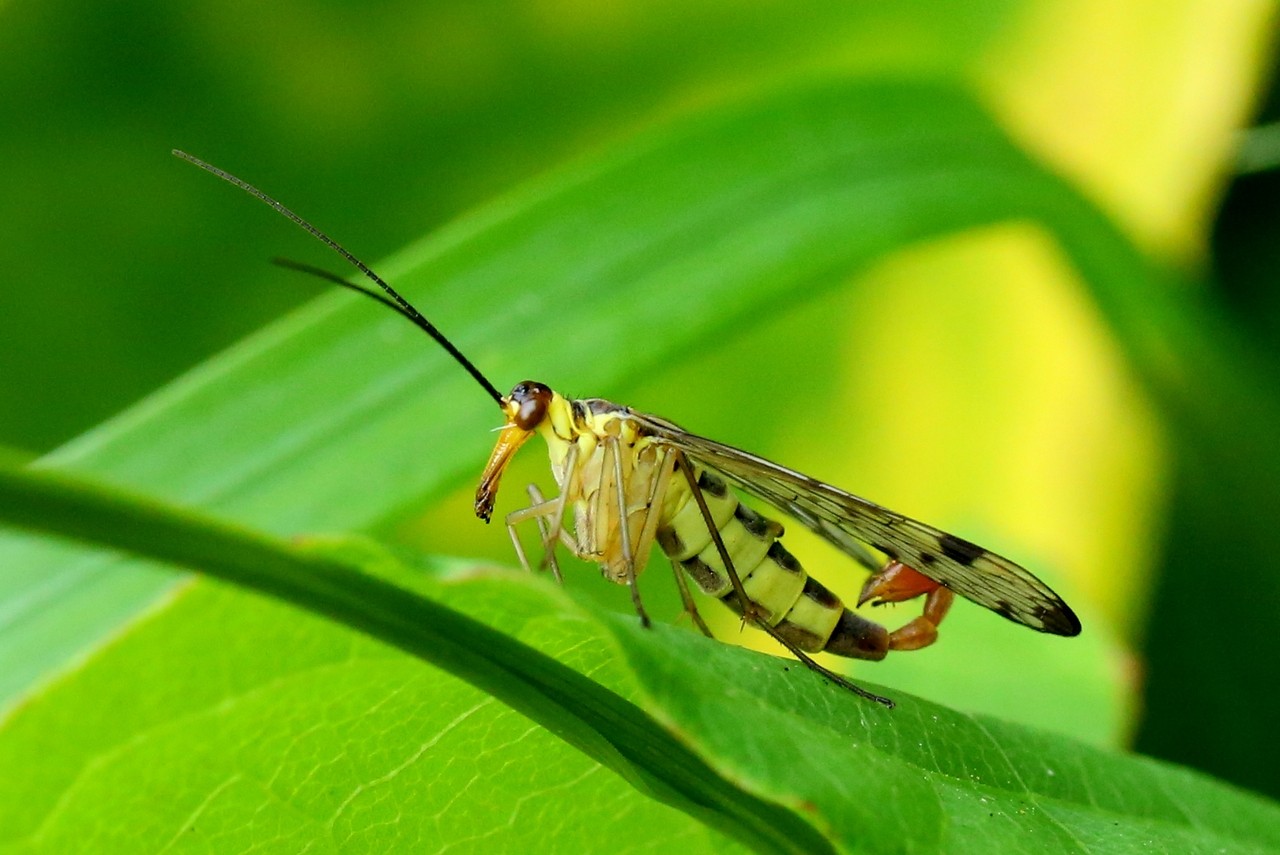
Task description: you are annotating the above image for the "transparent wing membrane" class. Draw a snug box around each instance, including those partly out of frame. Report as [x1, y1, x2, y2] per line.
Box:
[631, 412, 1080, 637]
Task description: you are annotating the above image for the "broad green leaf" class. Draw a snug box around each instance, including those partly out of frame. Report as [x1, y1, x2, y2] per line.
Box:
[0, 458, 1275, 853]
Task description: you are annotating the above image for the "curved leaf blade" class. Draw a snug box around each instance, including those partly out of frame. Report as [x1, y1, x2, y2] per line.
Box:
[0, 457, 1275, 853]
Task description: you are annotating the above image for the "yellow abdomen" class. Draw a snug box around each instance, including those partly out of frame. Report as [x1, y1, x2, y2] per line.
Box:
[655, 465, 889, 661]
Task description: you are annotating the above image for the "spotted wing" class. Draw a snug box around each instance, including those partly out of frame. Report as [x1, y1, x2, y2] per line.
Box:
[632, 411, 1080, 637]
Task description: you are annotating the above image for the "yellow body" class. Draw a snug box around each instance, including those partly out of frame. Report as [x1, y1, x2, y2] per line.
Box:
[525, 390, 889, 660]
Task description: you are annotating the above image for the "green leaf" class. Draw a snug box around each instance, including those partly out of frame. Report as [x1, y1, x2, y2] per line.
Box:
[0, 457, 1275, 853]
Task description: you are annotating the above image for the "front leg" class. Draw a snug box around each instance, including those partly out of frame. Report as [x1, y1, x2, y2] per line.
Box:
[524, 484, 564, 584]
[506, 497, 566, 580]
[504, 443, 580, 584]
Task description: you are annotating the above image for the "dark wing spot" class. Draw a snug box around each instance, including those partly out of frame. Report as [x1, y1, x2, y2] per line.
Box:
[1035, 603, 1082, 636]
[871, 542, 900, 561]
[939, 533, 984, 566]
[992, 599, 1015, 620]
[917, 552, 937, 566]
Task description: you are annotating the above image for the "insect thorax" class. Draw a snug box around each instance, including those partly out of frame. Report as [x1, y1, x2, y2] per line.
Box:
[534, 395, 672, 583]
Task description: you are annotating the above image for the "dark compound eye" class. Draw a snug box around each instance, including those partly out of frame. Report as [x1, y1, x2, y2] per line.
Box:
[509, 380, 552, 430]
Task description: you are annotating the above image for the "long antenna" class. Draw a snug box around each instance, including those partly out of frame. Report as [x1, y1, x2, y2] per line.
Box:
[271, 257, 418, 320]
[172, 150, 505, 405]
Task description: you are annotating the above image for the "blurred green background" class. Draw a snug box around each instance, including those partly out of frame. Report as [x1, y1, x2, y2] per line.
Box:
[1, 0, 1277, 804]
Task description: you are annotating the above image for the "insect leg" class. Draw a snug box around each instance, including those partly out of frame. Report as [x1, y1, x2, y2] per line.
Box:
[635, 447, 714, 638]
[631, 447, 674, 572]
[627, 445, 711, 637]
[539, 443, 578, 569]
[506, 497, 569, 578]
[507, 524, 535, 574]
[673, 451, 894, 709]
[508, 472, 597, 583]
[603, 434, 652, 628]
[672, 453, 765, 623]
[525, 484, 564, 585]
[668, 557, 715, 638]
